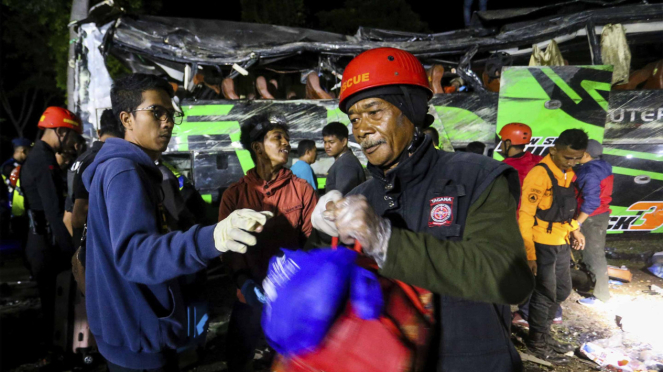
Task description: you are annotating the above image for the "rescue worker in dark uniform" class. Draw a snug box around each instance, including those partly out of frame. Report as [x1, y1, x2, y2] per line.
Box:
[20, 106, 82, 338]
[308, 48, 534, 371]
[2, 138, 32, 250]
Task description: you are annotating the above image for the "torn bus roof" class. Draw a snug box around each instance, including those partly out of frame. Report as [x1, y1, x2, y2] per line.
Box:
[99, 2, 663, 66]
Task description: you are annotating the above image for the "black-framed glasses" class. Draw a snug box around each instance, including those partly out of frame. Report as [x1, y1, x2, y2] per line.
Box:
[133, 105, 184, 125]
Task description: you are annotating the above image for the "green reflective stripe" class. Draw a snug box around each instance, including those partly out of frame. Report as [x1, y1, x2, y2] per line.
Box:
[317, 177, 327, 190]
[541, 68, 583, 101]
[201, 194, 212, 204]
[162, 161, 181, 178]
[182, 105, 233, 117]
[603, 148, 663, 162]
[161, 161, 185, 190]
[612, 167, 663, 181]
[11, 179, 25, 217]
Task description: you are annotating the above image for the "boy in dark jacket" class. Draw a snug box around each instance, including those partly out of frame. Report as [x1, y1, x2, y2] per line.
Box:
[575, 139, 613, 304]
[84, 74, 270, 371]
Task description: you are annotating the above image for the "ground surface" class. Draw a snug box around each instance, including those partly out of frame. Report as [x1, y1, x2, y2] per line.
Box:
[1, 237, 661, 372]
[520, 237, 663, 372]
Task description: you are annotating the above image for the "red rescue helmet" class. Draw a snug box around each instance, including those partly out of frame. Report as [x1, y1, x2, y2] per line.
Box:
[499, 123, 533, 146]
[38, 107, 83, 135]
[339, 47, 432, 111]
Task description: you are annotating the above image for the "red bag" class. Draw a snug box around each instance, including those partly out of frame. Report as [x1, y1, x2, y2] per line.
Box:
[272, 239, 434, 372]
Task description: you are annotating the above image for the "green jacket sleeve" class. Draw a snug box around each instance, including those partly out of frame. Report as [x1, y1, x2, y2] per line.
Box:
[381, 175, 534, 305]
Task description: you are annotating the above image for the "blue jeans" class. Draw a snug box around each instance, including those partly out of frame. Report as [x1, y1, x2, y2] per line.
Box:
[464, 0, 489, 26]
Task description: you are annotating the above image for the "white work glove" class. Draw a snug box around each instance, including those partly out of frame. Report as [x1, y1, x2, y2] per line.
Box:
[214, 209, 273, 254]
[324, 195, 392, 267]
[311, 190, 343, 237]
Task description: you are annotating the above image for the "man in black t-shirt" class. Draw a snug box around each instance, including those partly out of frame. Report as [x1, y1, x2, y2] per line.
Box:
[70, 110, 123, 247]
[322, 122, 366, 195]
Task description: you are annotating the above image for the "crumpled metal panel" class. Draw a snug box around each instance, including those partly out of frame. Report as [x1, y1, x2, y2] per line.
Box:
[74, 22, 114, 138]
[108, 4, 663, 64]
[430, 93, 498, 146]
[604, 90, 663, 144]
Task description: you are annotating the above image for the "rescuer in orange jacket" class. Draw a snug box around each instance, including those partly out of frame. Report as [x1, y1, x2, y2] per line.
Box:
[519, 129, 587, 365]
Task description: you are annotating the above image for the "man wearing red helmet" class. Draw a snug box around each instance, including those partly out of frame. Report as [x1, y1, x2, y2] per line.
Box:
[20, 106, 82, 343]
[499, 123, 543, 270]
[499, 123, 543, 186]
[309, 48, 534, 371]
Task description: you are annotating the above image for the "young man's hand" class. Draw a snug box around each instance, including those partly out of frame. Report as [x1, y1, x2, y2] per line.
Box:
[311, 190, 342, 237]
[570, 229, 585, 250]
[528, 260, 538, 276]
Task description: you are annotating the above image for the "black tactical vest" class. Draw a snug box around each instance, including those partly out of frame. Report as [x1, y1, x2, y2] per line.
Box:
[534, 163, 577, 233]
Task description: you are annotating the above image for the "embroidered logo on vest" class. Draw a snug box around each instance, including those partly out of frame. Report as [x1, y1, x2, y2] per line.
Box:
[429, 196, 454, 227]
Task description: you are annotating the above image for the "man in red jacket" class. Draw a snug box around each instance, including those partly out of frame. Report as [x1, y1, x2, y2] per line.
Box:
[499, 123, 543, 186]
[219, 113, 318, 372]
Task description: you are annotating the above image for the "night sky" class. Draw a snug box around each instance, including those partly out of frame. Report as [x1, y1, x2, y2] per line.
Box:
[157, 0, 567, 34]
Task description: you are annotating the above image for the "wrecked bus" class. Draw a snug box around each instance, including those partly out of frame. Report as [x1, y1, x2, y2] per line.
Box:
[71, 1, 663, 235]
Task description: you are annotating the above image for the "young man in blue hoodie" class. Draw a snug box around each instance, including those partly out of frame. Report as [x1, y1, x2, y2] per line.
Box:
[575, 139, 613, 305]
[83, 74, 271, 371]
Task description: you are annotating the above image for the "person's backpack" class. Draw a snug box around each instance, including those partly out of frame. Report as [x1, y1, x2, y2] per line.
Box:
[270, 238, 434, 372]
[534, 163, 578, 233]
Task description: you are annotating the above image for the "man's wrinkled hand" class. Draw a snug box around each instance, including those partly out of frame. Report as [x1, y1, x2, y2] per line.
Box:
[214, 209, 273, 254]
[324, 195, 391, 265]
[528, 260, 538, 276]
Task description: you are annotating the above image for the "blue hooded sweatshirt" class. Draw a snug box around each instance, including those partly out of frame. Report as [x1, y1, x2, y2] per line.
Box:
[575, 158, 613, 216]
[83, 138, 219, 369]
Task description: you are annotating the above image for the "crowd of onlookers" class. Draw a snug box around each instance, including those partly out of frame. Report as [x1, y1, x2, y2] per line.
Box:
[1, 47, 615, 372]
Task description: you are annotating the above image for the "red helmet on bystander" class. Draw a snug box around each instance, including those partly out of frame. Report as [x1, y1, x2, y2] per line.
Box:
[38, 107, 83, 134]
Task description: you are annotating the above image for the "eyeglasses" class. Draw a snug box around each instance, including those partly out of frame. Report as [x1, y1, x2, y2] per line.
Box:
[132, 105, 184, 125]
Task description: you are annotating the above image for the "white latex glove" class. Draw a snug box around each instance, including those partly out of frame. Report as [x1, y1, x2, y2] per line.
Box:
[214, 209, 273, 254]
[324, 195, 392, 266]
[311, 190, 342, 237]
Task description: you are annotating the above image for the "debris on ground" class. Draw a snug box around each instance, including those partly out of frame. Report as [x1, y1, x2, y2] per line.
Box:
[649, 263, 663, 279]
[579, 333, 663, 371]
[519, 352, 553, 367]
[608, 265, 633, 282]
